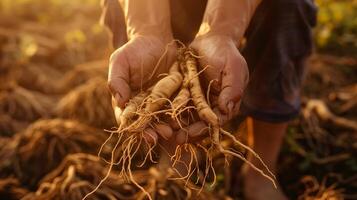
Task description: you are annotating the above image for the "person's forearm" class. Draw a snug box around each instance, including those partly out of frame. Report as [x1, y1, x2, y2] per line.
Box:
[121, 0, 172, 41]
[197, 0, 262, 43]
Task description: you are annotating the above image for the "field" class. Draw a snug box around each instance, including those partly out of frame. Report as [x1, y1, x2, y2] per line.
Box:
[0, 0, 356, 199]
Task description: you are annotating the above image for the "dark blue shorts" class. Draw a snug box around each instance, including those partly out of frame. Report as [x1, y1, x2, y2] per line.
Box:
[102, 0, 317, 123]
[240, 0, 317, 122]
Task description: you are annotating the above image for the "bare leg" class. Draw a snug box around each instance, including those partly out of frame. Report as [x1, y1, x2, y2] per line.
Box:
[242, 118, 288, 200]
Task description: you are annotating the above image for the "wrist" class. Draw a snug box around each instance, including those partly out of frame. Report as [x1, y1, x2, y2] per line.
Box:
[193, 31, 239, 50]
[197, 0, 262, 43]
[195, 28, 241, 43]
[196, 18, 245, 44]
[128, 27, 173, 43]
[123, 0, 173, 43]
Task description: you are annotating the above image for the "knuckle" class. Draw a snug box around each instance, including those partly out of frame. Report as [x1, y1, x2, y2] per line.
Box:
[109, 48, 122, 63]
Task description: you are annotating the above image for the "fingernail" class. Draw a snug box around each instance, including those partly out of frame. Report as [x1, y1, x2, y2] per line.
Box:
[176, 131, 187, 145]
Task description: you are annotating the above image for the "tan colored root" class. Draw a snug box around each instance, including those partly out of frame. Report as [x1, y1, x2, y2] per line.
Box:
[89, 60, 185, 200]
[148, 40, 179, 80]
[55, 77, 116, 129]
[220, 128, 276, 180]
[298, 175, 345, 200]
[170, 144, 201, 184]
[171, 60, 191, 120]
[92, 127, 157, 200]
[184, 50, 219, 127]
[0, 114, 28, 137]
[14, 119, 107, 188]
[0, 177, 29, 199]
[303, 99, 357, 131]
[15, 64, 63, 94]
[171, 88, 190, 118]
[0, 84, 54, 121]
[59, 60, 108, 93]
[178, 50, 276, 188]
[127, 166, 218, 200]
[23, 153, 140, 200]
[206, 79, 218, 107]
[0, 137, 18, 177]
[145, 61, 183, 113]
[121, 62, 183, 135]
[93, 46, 277, 198]
[113, 89, 151, 129]
[216, 136, 277, 189]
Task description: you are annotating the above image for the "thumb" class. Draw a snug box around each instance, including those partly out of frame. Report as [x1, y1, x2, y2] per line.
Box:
[108, 50, 131, 109]
[218, 53, 248, 114]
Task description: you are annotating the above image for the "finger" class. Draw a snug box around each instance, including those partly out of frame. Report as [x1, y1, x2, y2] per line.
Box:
[143, 128, 158, 144]
[111, 97, 123, 126]
[166, 117, 181, 130]
[154, 123, 173, 140]
[213, 101, 241, 125]
[108, 49, 131, 109]
[218, 53, 248, 114]
[209, 93, 219, 108]
[175, 121, 208, 144]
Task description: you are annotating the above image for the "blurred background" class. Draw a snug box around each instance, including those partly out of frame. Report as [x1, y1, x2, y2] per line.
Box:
[0, 0, 356, 199]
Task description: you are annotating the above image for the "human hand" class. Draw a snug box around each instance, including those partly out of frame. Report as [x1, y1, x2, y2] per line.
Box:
[108, 35, 177, 108]
[109, 35, 178, 143]
[175, 34, 249, 144]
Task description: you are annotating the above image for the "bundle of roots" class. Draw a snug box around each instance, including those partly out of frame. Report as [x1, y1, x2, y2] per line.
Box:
[23, 153, 143, 200]
[15, 64, 63, 95]
[0, 114, 28, 137]
[55, 77, 116, 129]
[302, 99, 357, 131]
[13, 119, 108, 188]
[0, 137, 18, 178]
[13, 60, 107, 94]
[0, 177, 29, 200]
[117, 165, 219, 200]
[96, 47, 276, 200]
[58, 60, 108, 93]
[0, 84, 54, 122]
[298, 175, 345, 200]
[23, 153, 216, 200]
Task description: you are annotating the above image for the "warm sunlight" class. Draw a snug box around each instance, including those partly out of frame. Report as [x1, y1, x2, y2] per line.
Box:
[0, 0, 356, 199]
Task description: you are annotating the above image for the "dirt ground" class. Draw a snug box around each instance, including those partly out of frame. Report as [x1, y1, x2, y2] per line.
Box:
[0, 1, 356, 200]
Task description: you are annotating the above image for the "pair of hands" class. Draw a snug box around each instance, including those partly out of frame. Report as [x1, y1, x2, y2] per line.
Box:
[108, 33, 249, 144]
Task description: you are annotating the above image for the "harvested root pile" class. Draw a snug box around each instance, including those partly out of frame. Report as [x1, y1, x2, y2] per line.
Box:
[23, 153, 216, 200]
[22, 153, 127, 200]
[302, 99, 357, 131]
[0, 114, 28, 137]
[55, 78, 116, 129]
[0, 137, 18, 178]
[9, 60, 107, 95]
[298, 175, 345, 200]
[329, 84, 357, 114]
[0, 84, 54, 121]
[13, 119, 108, 188]
[97, 47, 276, 199]
[58, 60, 108, 93]
[120, 166, 219, 200]
[15, 64, 63, 94]
[0, 177, 29, 200]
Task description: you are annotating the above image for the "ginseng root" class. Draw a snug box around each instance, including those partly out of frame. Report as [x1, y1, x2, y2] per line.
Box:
[89, 46, 277, 199]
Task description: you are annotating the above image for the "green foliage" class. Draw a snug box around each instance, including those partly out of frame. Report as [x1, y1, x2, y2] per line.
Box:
[315, 0, 357, 54]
